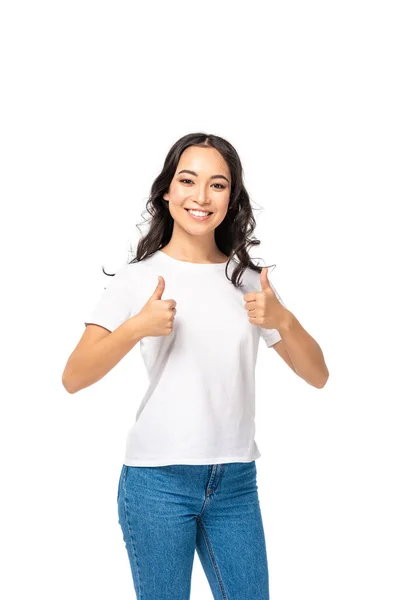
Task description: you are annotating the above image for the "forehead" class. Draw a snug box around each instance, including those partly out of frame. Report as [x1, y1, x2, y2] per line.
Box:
[177, 146, 229, 175]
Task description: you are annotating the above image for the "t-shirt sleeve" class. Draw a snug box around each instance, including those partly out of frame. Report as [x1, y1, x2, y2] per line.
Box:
[84, 263, 134, 332]
[259, 279, 287, 348]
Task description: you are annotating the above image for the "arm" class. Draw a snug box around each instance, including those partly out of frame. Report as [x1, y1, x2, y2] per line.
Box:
[62, 315, 147, 394]
[277, 310, 329, 389]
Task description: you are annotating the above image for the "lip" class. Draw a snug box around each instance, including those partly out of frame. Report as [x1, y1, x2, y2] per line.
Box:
[185, 208, 213, 221]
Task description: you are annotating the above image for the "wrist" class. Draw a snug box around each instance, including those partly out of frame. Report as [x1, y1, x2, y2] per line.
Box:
[278, 309, 295, 333]
[128, 314, 148, 342]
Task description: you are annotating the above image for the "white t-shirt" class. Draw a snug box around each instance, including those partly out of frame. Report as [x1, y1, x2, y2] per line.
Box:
[84, 250, 286, 466]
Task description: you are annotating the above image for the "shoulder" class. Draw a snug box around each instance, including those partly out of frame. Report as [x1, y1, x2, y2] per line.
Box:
[101, 259, 144, 290]
[112, 255, 155, 277]
[238, 263, 263, 291]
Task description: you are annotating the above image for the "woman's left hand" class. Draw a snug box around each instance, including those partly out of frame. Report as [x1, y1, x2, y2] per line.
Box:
[243, 267, 290, 331]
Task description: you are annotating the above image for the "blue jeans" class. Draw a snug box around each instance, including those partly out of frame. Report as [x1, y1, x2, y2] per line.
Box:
[117, 460, 270, 599]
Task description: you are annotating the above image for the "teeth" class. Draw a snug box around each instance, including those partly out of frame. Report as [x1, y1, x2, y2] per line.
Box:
[188, 209, 211, 217]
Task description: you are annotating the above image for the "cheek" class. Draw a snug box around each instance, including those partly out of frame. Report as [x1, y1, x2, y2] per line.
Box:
[170, 186, 187, 206]
[215, 195, 230, 216]
[216, 190, 231, 208]
[222, 196, 231, 211]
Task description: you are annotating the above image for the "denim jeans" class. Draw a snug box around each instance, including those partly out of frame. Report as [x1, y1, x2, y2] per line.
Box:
[117, 460, 270, 599]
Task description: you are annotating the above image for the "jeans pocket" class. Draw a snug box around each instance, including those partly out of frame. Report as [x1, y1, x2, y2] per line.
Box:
[117, 464, 127, 504]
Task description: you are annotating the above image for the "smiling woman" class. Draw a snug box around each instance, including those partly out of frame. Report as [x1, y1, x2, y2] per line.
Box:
[67, 131, 328, 599]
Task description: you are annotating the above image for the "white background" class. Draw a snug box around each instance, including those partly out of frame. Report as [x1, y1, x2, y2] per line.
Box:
[1, 1, 399, 598]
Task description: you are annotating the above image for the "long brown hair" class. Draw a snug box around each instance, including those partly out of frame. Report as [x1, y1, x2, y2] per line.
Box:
[103, 132, 276, 288]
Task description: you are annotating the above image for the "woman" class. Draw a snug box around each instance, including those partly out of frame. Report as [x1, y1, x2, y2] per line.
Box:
[62, 132, 329, 599]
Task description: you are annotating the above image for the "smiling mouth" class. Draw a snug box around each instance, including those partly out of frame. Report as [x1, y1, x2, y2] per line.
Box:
[184, 208, 213, 222]
[184, 209, 213, 215]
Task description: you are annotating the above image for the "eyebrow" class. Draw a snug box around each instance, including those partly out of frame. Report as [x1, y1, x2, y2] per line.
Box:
[177, 169, 230, 183]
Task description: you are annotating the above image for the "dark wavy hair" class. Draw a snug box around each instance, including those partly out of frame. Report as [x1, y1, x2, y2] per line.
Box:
[103, 132, 276, 288]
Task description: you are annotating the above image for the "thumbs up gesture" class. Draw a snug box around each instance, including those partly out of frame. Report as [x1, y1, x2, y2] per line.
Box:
[137, 276, 177, 337]
[243, 267, 288, 331]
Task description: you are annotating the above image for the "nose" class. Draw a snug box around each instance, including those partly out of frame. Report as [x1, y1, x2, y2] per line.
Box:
[193, 183, 210, 207]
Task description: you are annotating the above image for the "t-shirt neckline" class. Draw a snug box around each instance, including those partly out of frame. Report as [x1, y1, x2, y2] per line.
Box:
[156, 249, 229, 268]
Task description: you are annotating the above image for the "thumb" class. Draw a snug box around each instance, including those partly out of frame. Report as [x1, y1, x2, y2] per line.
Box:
[260, 267, 271, 291]
[150, 275, 165, 300]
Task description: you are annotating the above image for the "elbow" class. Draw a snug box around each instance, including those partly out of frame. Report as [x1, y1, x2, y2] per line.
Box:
[315, 370, 330, 389]
[301, 368, 329, 389]
[62, 378, 76, 394]
[62, 371, 78, 394]
[315, 381, 327, 390]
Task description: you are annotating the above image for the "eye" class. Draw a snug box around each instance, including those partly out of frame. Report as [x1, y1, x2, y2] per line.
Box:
[179, 179, 225, 189]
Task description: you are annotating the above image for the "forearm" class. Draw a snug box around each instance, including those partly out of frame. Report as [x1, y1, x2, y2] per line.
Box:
[62, 315, 146, 394]
[278, 310, 329, 388]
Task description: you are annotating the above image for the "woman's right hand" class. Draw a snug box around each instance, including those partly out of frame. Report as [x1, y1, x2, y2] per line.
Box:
[136, 276, 176, 337]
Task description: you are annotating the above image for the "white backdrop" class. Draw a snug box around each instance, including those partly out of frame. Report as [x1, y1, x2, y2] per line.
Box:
[1, 1, 399, 599]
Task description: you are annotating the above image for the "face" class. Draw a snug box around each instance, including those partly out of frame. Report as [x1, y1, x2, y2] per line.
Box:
[163, 146, 231, 232]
